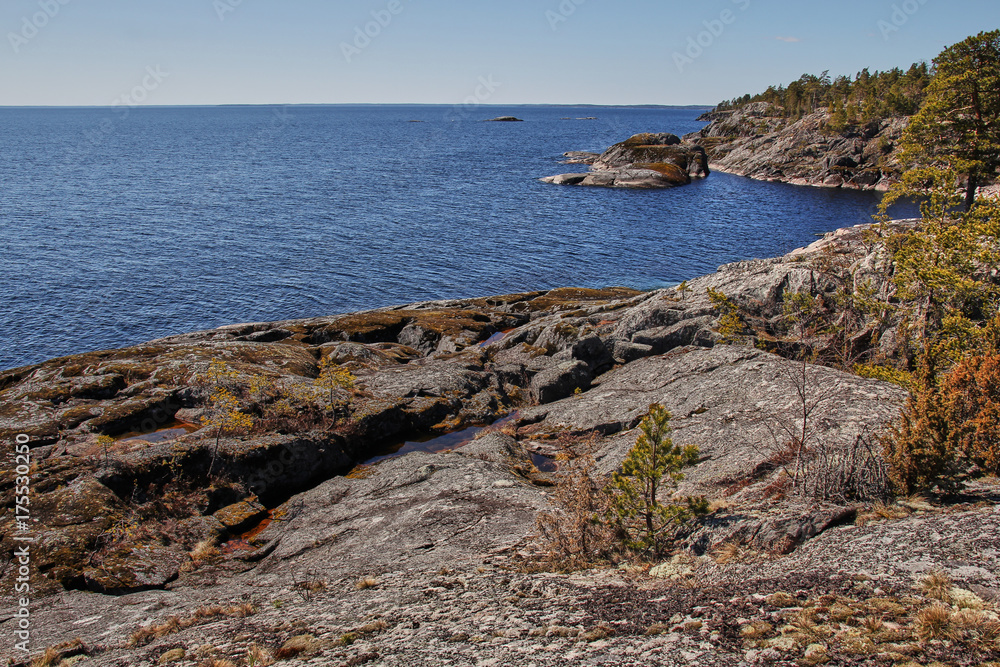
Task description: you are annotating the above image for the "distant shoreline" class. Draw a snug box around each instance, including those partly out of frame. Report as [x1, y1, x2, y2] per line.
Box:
[0, 103, 717, 110]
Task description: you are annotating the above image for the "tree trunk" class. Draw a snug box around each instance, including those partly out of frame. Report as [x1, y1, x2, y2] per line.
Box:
[965, 171, 978, 211]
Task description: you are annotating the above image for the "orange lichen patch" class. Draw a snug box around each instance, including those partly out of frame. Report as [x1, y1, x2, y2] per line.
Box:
[345, 464, 376, 479]
[467, 291, 549, 308]
[633, 162, 689, 184]
[317, 308, 498, 344]
[521, 287, 642, 312]
[623, 133, 677, 147]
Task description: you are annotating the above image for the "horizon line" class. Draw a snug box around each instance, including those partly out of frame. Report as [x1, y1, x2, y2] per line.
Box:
[0, 102, 716, 110]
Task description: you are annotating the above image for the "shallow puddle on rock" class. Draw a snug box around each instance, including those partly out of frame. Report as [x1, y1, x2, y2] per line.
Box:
[118, 421, 199, 444]
[220, 508, 275, 554]
[363, 426, 485, 465]
[360, 413, 557, 471]
[479, 329, 513, 347]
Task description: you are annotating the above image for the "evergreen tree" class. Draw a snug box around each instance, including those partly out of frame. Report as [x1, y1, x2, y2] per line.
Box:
[901, 30, 1000, 210]
[608, 404, 706, 557]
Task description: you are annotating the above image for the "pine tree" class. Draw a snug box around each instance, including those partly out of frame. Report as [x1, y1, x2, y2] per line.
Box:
[316, 356, 356, 419]
[608, 404, 706, 557]
[202, 387, 255, 477]
[901, 30, 1000, 210]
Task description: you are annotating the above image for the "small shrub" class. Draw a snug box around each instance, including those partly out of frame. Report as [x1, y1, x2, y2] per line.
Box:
[943, 352, 1000, 474]
[295, 579, 327, 601]
[334, 632, 359, 646]
[535, 435, 614, 567]
[708, 288, 749, 344]
[316, 356, 357, 419]
[883, 357, 964, 495]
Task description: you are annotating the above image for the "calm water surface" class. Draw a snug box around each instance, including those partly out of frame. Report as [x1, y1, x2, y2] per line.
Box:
[0, 105, 914, 370]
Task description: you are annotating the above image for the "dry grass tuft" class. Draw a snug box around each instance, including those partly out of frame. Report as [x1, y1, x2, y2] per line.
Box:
[545, 626, 580, 638]
[952, 608, 1000, 641]
[861, 615, 885, 634]
[739, 621, 774, 640]
[829, 603, 855, 622]
[275, 634, 317, 659]
[856, 502, 912, 526]
[128, 603, 257, 647]
[863, 597, 908, 618]
[712, 542, 745, 565]
[914, 604, 953, 641]
[355, 619, 390, 635]
[644, 623, 672, 636]
[246, 644, 275, 667]
[190, 539, 221, 562]
[578, 625, 615, 642]
[765, 591, 799, 608]
[918, 570, 953, 602]
[29, 648, 61, 667]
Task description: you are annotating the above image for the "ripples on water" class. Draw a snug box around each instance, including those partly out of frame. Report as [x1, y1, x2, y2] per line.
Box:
[0, 105, 916, 370]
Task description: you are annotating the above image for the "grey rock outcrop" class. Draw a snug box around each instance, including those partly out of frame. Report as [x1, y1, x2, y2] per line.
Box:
[515, 345, 907, 492]
[684, 103, 907, 190]
[7, 221, 990, 667]
[543, 132, 710, 189]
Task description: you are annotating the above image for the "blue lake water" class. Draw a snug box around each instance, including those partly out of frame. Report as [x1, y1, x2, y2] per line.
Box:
[0, 105, 914, 371]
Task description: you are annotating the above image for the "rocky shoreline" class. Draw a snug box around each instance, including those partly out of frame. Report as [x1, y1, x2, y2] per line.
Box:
[2, 222, 999, 666]
[683, 103, 908, 191]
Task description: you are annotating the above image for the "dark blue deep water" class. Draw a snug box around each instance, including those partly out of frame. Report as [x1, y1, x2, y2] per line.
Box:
[0, 105, 913, 371]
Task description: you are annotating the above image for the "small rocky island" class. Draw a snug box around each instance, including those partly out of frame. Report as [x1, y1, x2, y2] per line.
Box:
[542, 132, 710, 189]
[2, 221, 997, 666]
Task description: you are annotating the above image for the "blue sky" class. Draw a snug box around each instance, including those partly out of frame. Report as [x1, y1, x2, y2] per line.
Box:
[0, 0, 993, 106]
